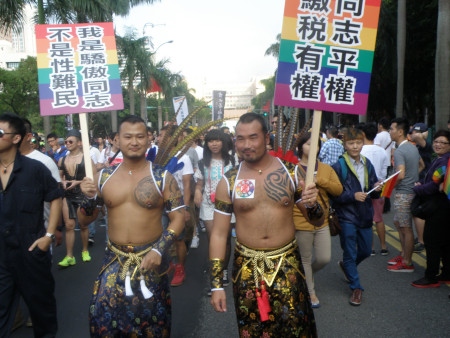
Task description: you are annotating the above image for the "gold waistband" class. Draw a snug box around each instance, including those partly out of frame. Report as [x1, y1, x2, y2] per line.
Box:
[234, 239, 301, 287]
[108, 241, 154, 280]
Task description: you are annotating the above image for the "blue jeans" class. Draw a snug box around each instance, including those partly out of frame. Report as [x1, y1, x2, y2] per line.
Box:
[339, 222, 372, 290]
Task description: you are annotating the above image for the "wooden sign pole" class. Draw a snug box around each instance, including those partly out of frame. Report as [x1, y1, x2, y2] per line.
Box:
[305, 110, 322, 185]
[79, 113, 94, 180]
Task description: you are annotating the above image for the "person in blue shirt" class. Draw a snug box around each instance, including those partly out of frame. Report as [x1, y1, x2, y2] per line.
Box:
[319, 126, 344, 166]
[331, 128, 381, 306]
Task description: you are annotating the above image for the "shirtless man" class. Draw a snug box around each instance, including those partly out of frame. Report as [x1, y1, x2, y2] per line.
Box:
[210, 113, 318, 337]
[79, 115, 184, 337]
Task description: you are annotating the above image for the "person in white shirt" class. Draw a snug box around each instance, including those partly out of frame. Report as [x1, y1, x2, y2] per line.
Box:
[374, 117, 394, 212]
[361, 123, 390, 256]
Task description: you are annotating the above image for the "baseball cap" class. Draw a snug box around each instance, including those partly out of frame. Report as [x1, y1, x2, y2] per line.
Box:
[410, 123, 427, 133]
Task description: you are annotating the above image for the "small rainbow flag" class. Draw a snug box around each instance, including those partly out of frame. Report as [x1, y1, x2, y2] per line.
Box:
[380, 170, 401, 198]
[443, 157, 450, 199]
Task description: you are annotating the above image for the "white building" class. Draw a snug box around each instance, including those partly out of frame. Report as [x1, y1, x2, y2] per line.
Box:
[0, 6, 37, 70]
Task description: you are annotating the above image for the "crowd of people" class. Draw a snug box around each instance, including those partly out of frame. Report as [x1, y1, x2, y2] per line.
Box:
[1, 111, 449, 337]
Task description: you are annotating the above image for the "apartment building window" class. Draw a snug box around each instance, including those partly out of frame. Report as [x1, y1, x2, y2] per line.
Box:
[6, 62, 20, 69]
[12, 32, 25, 53]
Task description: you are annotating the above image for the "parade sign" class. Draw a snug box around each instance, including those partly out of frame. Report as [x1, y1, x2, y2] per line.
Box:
[36, 22, 123, 116]
[212, 90, 226, 121]
[173, 96, 189, 125]
[274, 0, 381, 115]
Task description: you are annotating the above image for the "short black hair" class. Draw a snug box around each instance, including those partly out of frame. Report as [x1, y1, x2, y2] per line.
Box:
[119, 115, 146, 133]
[0, 113, 26, 147]
[378, 117, 390, 130]
[433, 129, 450, 142]
[47, 132, 58, 140]
[326, 126, 339, 138]
[391, 117, 410, 136]
[22, 118, 32, 134]
[360, 122, 378, 141]
[237, 112, 268, 135]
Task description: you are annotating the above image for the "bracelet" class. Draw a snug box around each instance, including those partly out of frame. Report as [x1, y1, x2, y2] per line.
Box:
[151, 248, 162, 257]
[210, 258, 224, 290]
[211, 288, 224, 292]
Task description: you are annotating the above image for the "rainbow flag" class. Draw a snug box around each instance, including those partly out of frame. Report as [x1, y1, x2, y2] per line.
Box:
[381, 170, 400, 198]
[443, 157, 450, 199]
[274, 0, 381, 115]
[36, 22, 123, 116]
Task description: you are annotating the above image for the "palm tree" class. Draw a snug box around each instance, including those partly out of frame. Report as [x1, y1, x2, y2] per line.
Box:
[116, 32, 149, 115]
[435, 0, 450, 129]
[265, 33, 281, 59]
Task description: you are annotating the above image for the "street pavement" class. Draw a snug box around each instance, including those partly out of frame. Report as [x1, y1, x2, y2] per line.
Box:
[12, 210, 450, 337]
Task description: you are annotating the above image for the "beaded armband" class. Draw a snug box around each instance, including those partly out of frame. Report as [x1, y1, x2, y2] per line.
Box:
[214, 199, 233, 215]
[210, 258, 225, 289]
[294, 188, 303, 204]
[164, 196, 185, 212]
[153, 229, 177, 257]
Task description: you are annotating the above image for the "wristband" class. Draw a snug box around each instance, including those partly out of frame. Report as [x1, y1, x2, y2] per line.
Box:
[151, 248, 162, 257]
[211, 288, 224, 292]
[210, 258, 224, 290]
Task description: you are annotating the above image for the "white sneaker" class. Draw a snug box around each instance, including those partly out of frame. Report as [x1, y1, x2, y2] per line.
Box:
[199, 220, 206, 233]
[190, 236, 200, 248]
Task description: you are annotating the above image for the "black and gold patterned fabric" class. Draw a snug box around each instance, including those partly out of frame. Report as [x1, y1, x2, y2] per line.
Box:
[232, 240, 317, 338]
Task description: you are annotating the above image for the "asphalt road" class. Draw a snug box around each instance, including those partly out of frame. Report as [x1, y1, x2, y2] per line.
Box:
[12, 211, 450, 337]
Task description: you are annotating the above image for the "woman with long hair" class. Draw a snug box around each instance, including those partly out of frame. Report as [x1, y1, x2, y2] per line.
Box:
[293, 132, 343, 308]
[194, 129, 235, 285]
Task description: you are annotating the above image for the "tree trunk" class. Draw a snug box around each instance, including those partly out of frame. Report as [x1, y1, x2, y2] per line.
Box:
[396, 0, 406, 117]
[140, 91, 147, 123]
[128, 80, 135, 115]
[435, 0, 450, 129]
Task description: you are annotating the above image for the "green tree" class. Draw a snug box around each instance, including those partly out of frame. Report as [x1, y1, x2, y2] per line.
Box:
[116, 31, 150, 116]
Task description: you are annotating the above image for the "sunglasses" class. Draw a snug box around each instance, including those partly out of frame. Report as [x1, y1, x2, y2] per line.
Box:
[64, 140, 74, 145]
[0, 129, 16, 138]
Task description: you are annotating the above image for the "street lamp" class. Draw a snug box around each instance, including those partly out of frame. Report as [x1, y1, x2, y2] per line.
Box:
[153, 40, 174, 54]
[142, 22, 165, 35]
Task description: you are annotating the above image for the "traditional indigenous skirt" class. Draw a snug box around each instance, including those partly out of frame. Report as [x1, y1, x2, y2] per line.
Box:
[232, 239, 317, 338]
[89, 241, 171, 337]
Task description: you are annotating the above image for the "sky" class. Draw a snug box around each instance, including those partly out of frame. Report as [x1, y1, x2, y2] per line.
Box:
[113, 0, 284, 94]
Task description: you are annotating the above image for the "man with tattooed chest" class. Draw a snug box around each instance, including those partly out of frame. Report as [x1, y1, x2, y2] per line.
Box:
[210, 113, 318, 337]
[78, 115, 184, 337]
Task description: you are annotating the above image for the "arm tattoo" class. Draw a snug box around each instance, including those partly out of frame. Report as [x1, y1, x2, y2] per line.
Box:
[265, 167, 292, 202]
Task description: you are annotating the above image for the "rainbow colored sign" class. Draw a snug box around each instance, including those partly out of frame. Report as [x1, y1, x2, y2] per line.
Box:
[36, 22, 123, 116]
[274, 0, 381, 115]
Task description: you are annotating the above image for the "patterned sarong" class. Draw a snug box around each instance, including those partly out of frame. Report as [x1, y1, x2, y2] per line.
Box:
[89, 241, 171, 337]
[232, 239, 317, 338]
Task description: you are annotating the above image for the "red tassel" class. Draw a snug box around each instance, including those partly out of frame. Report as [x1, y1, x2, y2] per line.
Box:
[256, 281, 271, 322]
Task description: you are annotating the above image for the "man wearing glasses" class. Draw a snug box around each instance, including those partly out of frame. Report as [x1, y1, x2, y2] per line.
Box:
[46, 132, 67, 163]
[0, 113, 62, 336]
[57, 129, 93, 268]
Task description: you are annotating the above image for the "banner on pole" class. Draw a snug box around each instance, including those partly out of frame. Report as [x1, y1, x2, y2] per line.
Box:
[212, 90, 226, 121]
[173, 96, 189, 125]
[36, 22, 124, 116]
[274, 0, 381, 115]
